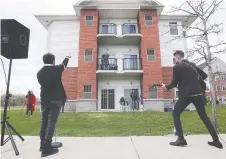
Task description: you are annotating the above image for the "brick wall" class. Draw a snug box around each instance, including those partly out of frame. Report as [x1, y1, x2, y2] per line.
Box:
[62, 67, 78, 100]
[77, 9, 98, 99]
[138, 10, 163, 99]
[205, 76, 226, 98]
[162, 67, 174, 99]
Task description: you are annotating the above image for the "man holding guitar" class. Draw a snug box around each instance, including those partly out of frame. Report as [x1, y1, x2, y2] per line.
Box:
[161, 50, 223, 149]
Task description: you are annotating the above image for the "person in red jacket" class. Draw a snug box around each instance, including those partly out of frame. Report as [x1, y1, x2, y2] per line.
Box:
[25, 90, 36, 117]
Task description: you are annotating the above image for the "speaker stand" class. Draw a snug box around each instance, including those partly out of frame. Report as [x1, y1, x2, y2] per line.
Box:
[1, 59, 24, 156]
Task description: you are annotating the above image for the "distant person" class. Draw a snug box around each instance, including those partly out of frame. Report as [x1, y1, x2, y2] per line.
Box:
[25, 90, 36, 117]
[37, 53, 70, 157]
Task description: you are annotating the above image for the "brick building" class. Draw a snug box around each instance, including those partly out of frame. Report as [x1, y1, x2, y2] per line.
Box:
[36, 0, 197, 112]
[198, 57, 226, 105]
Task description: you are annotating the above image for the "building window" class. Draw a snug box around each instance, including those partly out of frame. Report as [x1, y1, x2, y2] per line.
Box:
[147, 48, 155, 61]
[86, 16, 93, 26]
[215, 75, 219, 81]
[122, 24, 137, 34]
[145, 14, 152, 26]
[222, 85, 226, 91]
[216, 64, 219, 70]
[216, 85, 221, 91]
[100, 24, 116, 34]
[149, 86, 157, 98]
[85, 48, 93, 61]
[169, 22, 178, 35]
[219, 74, 226, 80]
[83, 85, 92, 99]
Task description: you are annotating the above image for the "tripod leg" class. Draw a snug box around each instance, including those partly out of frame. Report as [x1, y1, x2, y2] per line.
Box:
[7, 122, 24, 141]
[1, 122, 6, 145]
[5, 123, 19, 155]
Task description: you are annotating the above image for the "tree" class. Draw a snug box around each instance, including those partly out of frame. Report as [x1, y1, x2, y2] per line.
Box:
[166, 0, 226, 129]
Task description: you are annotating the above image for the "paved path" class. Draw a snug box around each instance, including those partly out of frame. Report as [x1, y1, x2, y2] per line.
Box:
[1, 135, 226, 159]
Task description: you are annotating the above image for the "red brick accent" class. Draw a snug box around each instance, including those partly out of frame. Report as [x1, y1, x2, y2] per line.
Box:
[77, 10, 98, 99]
[62, 67, 78, 100]
[162, 67, 174, 99]
[205, 74, 226, 98]
[139, 10, 163, 99]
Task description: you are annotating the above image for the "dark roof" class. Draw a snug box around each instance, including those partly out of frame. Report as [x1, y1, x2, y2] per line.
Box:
[197, 62, 207, 70]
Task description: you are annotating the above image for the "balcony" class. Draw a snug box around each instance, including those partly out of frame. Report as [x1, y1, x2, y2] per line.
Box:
[97, 23, 141, 45]
[97, 58, 118, 71]
[96, 57, 143, 77]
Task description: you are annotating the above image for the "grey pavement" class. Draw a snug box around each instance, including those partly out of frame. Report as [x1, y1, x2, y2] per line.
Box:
[1, 134, 226, 159]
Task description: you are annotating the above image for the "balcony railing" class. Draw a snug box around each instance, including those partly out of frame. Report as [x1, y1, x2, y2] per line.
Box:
[97, 58, 118, 70]
[122, 23, 138, 34]
[123, 58, 142, 70]
[99, 23, 117, 34]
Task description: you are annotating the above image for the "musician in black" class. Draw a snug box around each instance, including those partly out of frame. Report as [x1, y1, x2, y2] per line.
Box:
[162, 50, 223, 149]
[37, 53, 69, 157]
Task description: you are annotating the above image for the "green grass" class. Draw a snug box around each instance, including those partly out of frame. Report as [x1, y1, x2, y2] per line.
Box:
[1, 105, 226, 137]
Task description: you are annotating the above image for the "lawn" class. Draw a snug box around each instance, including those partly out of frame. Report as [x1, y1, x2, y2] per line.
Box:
[1, 105, 226, 137]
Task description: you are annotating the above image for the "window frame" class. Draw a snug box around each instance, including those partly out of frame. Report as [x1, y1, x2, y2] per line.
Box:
[85, 15, 94, 26]
[83, 85, 92, 99]
[144, 14, 153, 26]
[84, 48, 93, 62]
[169, 22, 179, 35]
[149, 85, 157, 99]
[146, 48, 156, 62]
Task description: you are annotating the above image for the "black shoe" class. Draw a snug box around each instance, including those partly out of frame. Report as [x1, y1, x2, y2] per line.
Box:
[170, 137, 187, 147]
[41, 142, 59, 157]
[208, 141, 223, 149]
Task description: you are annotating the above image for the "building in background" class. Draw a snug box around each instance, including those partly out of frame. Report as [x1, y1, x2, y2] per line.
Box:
[198, 57, 226, 105]
[36, 0, 197, 112]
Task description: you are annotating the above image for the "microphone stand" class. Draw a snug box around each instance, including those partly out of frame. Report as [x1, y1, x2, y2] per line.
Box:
[51, 55, 71, 148]
[51, 123, 63, 148]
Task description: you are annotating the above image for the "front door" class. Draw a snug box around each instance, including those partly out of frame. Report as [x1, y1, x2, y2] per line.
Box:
[101, 89, 115, 109]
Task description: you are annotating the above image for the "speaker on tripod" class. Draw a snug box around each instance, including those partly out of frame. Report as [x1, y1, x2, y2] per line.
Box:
[1, 19, 30, 156]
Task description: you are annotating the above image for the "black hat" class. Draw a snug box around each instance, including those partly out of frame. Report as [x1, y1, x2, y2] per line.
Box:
[173, 50, 185, 57]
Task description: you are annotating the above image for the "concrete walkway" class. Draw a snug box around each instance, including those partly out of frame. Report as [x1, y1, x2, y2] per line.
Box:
[1, 135, 226, 159]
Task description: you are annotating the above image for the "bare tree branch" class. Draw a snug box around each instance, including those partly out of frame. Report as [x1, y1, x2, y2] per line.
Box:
[204, 0, 224, 21]
[164, 0, 225, 129]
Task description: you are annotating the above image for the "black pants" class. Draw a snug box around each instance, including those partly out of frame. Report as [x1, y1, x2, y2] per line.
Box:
[173, 95, 219, 141]
[40, 100, 62, 142]
[26, 104, 33, 115]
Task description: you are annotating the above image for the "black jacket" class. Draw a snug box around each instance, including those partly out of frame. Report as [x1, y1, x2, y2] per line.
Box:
[166, 60, 207, 98]
[37, 58, 69, 102]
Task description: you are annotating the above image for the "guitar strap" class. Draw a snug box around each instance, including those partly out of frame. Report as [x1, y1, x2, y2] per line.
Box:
[182, 60, 204, 81]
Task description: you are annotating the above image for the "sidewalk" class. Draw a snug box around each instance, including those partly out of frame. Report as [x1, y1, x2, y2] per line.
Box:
[1, 135, 226, 159]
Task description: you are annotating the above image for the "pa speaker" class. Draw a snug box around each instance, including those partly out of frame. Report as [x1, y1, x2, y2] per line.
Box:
[1, 19, 30, 59]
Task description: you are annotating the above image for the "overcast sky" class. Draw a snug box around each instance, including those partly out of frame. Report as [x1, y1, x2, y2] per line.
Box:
[0, 0, 226, 97]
